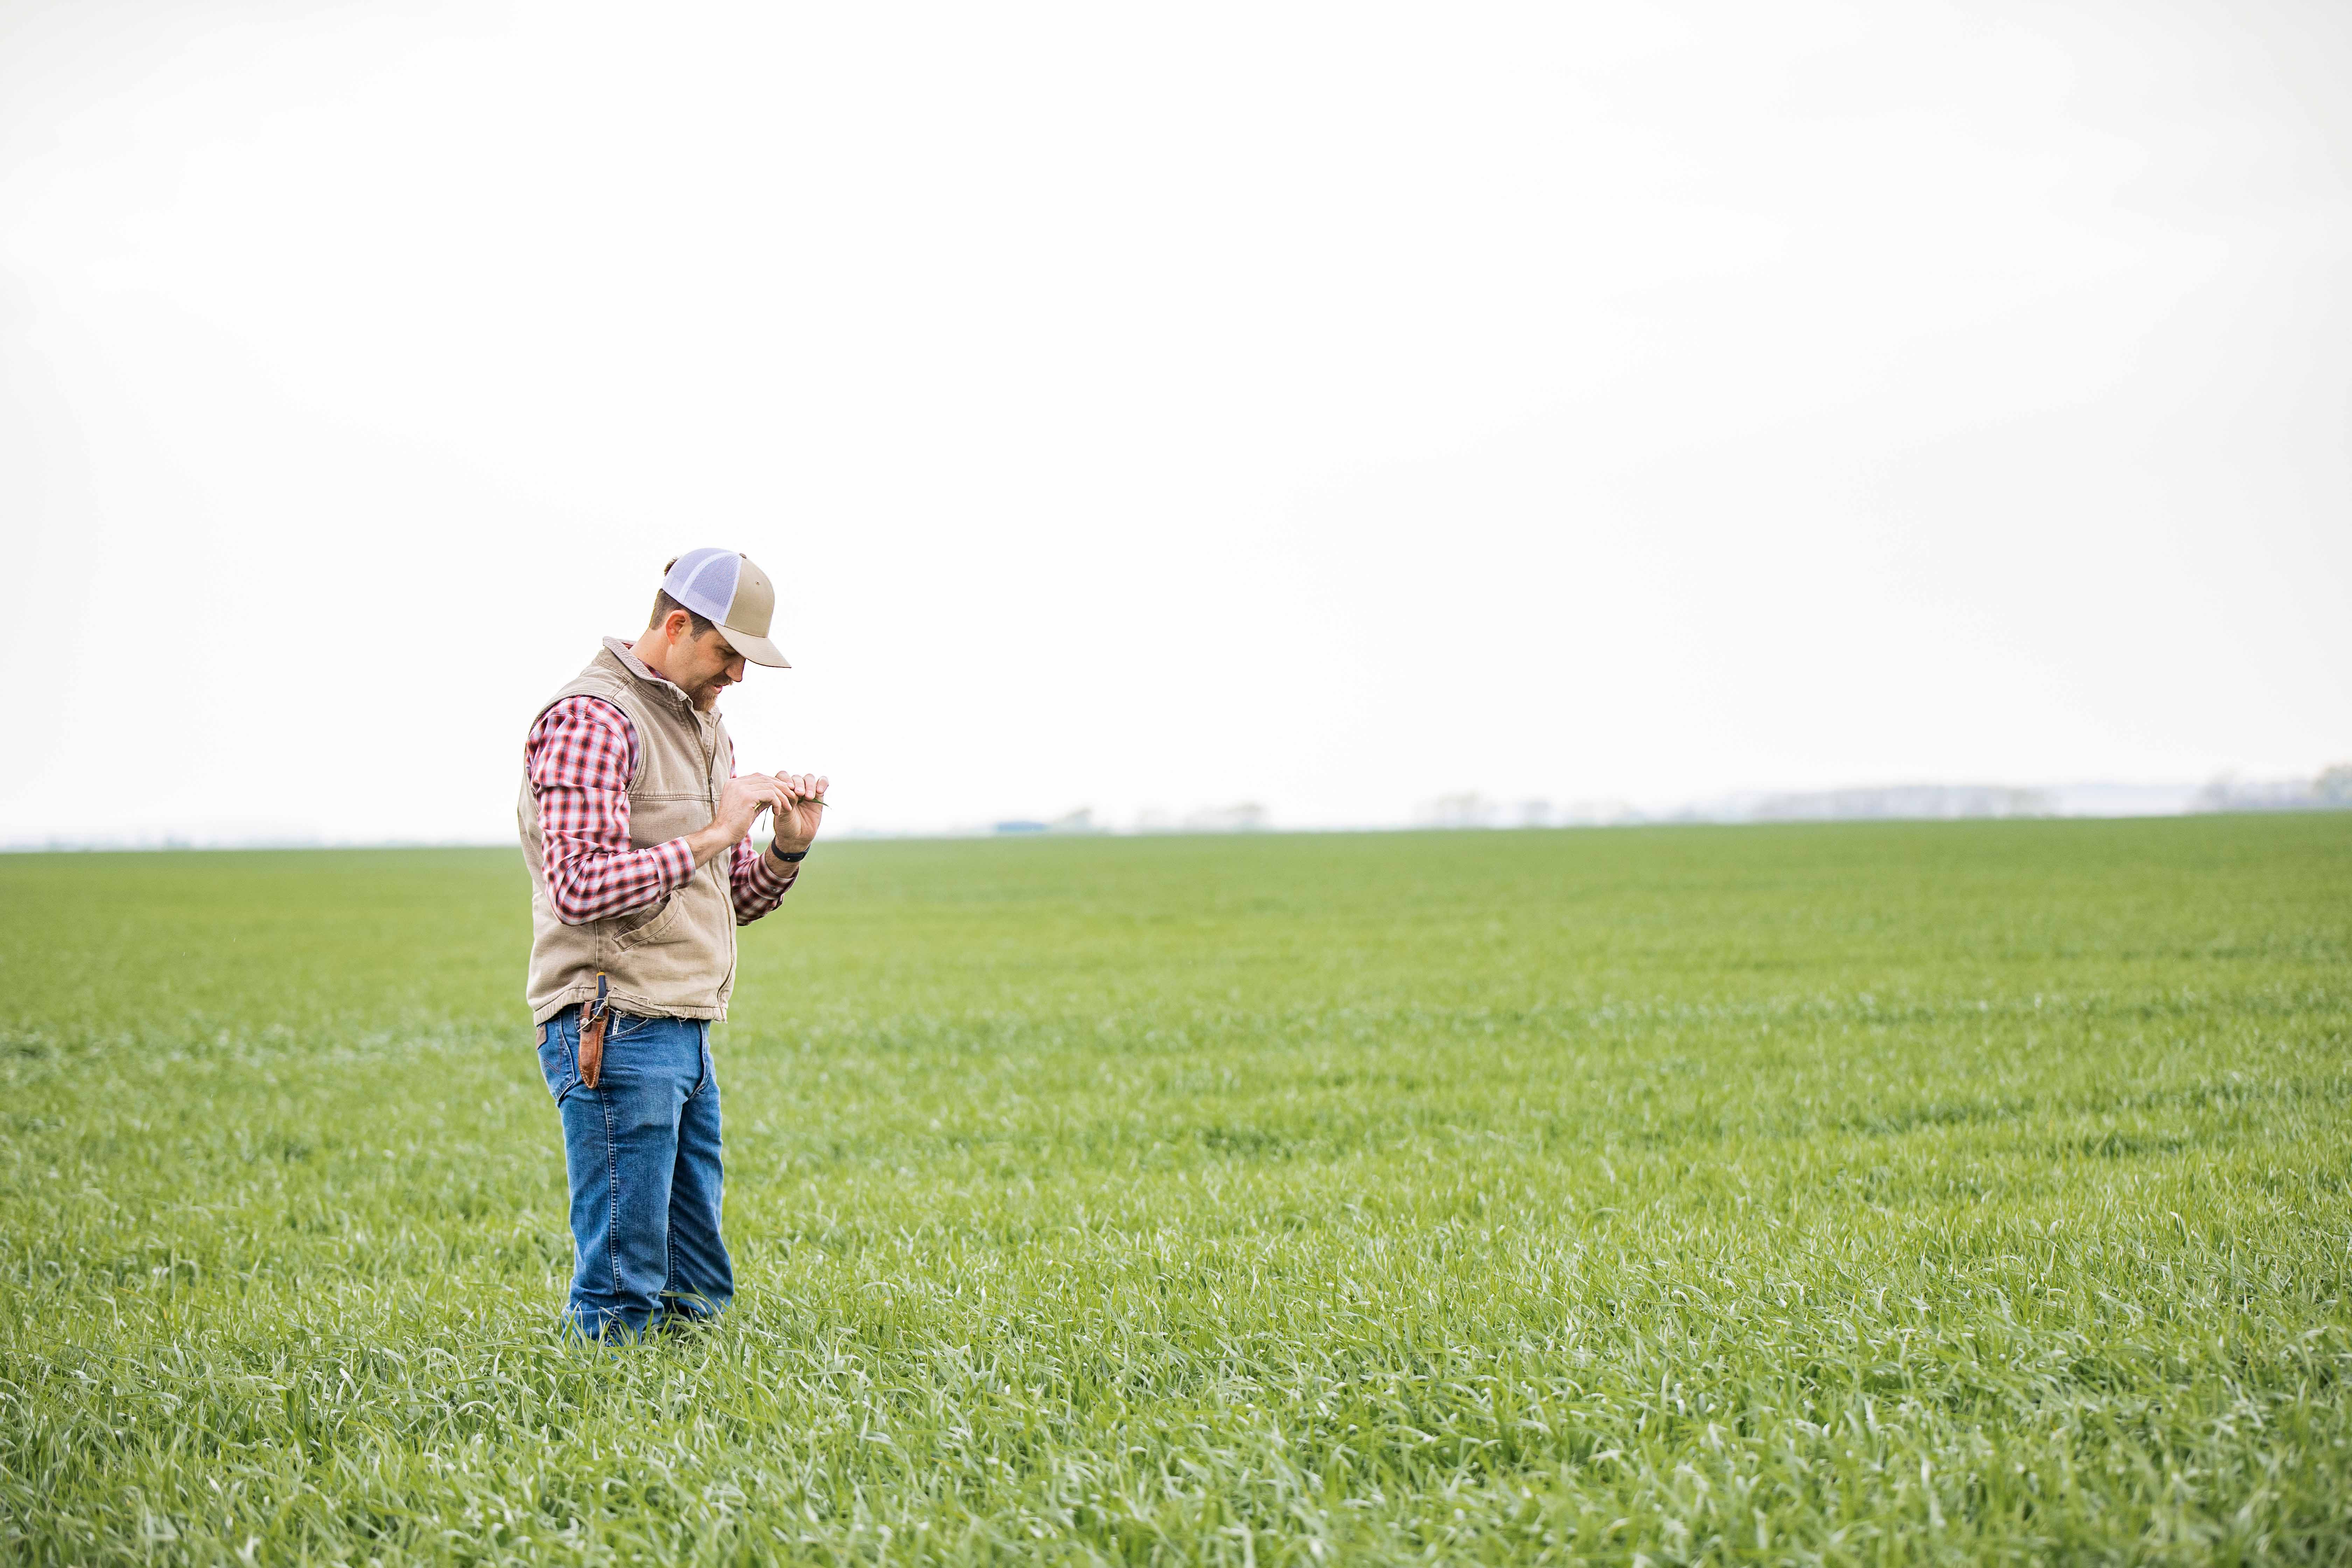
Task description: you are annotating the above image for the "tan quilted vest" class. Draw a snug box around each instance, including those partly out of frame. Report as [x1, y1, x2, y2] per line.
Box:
[518, 639, 738, 1024]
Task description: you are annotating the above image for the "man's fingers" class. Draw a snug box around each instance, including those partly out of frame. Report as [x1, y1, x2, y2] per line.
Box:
[757, 770, 829, 806]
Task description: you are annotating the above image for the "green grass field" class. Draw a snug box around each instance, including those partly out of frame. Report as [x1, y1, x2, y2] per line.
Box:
[3, 817, 2349, 1565]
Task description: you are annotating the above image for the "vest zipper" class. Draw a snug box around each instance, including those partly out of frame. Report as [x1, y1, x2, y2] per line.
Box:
[702, 714, 737, 1005]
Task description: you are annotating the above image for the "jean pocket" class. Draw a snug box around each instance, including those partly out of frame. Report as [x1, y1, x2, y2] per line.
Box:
[536, 1022, 579, 1104]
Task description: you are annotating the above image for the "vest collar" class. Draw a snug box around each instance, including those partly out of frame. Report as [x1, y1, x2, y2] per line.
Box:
[599, 636, 710, 716]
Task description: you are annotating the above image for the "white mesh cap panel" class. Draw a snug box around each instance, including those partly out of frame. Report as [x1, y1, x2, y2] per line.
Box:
[662, 548, 742, 622]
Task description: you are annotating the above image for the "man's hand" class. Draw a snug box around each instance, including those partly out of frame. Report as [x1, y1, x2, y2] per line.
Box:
[766, 772, 830, 855]
[684, 774, 788, 869]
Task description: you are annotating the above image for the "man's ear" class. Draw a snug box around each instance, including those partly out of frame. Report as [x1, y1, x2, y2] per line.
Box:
[664, 609, 694, 642]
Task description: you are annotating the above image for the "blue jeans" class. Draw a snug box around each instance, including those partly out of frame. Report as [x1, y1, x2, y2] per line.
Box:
[536, 1006, 733, 1340]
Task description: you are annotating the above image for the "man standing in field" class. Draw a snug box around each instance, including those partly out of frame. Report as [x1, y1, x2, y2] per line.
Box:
[518, 548, 827, 1342]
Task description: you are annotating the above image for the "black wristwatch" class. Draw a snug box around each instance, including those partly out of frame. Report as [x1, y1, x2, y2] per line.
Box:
[772, 846, 808, 863]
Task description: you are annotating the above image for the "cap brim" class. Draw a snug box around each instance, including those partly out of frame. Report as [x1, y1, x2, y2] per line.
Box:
[720, 625, 790, 668]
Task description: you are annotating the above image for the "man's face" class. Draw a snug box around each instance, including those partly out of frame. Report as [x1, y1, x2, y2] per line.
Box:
[672, 624, 748, 710]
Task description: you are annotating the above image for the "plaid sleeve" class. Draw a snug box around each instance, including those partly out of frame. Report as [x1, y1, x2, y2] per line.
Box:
[729, 833, 799, 925]
[525, 696, 695, 925]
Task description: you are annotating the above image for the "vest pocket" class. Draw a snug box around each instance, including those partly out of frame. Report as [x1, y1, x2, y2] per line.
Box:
[611, 891, 688, 952]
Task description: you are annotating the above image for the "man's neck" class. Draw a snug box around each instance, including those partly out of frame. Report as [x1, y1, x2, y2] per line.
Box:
[620, 636, 711, 708]
[631, 639, 725, 712]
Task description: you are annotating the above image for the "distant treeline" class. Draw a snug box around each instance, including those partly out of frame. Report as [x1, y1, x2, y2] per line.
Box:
[983, 767, 2352, 840]
[2193, 765, 2352, 814]
[1417, 765, 2351, 830]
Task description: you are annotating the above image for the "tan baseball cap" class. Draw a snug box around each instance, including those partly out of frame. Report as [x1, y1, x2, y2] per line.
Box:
[662, 548, 790, 668]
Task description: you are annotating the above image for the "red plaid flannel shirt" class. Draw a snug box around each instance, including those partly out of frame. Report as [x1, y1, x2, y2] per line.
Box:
[525, 696, 798, 926]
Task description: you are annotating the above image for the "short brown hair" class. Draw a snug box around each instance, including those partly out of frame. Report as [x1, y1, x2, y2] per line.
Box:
[648, 588, 716, 637]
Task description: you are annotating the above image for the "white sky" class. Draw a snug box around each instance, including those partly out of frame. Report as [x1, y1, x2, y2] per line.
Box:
[3, 0, 2347, 842]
